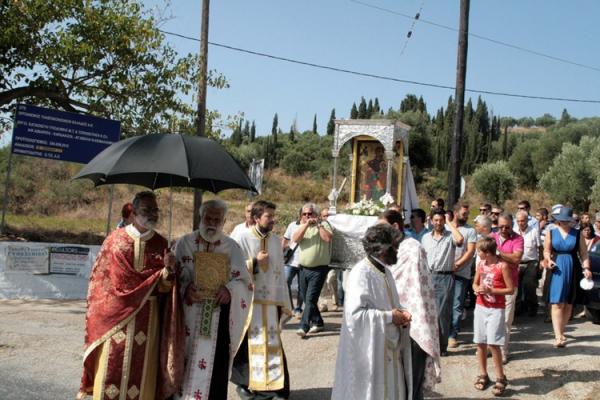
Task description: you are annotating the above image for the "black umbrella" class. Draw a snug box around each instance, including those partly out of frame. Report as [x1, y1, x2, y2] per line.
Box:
[73, 133, 256, 193]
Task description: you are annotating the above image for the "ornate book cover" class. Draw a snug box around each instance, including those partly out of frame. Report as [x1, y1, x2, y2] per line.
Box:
[194, 252, 230, 300]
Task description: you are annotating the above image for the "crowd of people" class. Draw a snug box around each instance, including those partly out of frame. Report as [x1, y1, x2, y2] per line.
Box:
[77, 192, 598, 400]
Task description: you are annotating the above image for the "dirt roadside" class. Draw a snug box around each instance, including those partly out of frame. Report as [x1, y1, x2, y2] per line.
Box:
[1, 300, 599, 399]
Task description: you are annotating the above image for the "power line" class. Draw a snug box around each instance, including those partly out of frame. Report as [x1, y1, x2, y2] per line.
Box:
[398, 0, 426, 58]
[159, 29, 600, 104]
[350, 0, 600, 73]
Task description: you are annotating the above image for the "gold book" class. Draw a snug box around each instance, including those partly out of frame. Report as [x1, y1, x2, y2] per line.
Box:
[194, 252, 230, 300]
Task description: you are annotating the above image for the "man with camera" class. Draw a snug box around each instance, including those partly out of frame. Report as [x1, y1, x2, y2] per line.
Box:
[292, 203, 333, 337]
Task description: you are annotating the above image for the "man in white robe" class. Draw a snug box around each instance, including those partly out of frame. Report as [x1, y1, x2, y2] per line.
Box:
[175, 199, 253, 400]
[332, 224, 413, 400]
[231, 200, 292, 400]
[379, 210, 441, 400]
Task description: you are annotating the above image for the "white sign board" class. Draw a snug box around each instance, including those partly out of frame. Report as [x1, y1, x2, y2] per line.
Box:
[49, 246, 90, 275]
[6, 245, 49, 273]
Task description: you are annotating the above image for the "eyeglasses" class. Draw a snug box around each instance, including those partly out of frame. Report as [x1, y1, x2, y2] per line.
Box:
[302, 212, 313, 216]
[479, 208, 488, 212]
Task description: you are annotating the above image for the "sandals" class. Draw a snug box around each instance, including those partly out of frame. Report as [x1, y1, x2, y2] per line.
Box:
[474, 374, 490, 390]
[492, 376, 508, 396]
[553, 337, 567, 348]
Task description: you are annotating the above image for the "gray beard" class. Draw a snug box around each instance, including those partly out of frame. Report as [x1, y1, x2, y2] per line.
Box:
[199, 224, 223, 243]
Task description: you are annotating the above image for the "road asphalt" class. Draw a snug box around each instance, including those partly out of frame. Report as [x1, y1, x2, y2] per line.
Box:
[1, 300, 599, 400]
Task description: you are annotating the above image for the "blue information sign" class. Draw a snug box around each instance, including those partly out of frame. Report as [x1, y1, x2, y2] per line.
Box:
[11, 104, 120, 164]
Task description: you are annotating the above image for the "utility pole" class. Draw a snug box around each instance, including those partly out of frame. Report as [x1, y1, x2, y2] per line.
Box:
[193, 0, 210, 230]
[448, 0, 470, 207]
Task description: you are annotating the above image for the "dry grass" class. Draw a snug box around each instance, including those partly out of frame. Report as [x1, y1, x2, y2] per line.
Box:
[1, 166, 557, 244]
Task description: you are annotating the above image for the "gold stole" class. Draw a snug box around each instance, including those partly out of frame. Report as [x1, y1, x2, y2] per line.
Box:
[247, 228, 285, 391]
[194, 237, 230, 337]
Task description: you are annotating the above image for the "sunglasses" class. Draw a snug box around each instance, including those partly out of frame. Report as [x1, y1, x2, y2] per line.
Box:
[498, 225, 512, 230]
[491, 212, 500, 215]
[479, 208, 488, 212]
[302, 212, 313, 216]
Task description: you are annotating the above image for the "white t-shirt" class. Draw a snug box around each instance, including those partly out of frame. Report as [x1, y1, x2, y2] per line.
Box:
[517, 225, 541, 262]
[284, 221, 302, 267]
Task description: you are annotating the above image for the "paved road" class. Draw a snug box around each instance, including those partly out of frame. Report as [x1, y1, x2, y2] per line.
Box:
[1, 300, 599, 399]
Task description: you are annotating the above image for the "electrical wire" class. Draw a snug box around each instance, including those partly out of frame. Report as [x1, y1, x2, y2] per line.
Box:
[159, 29, 600, 104]
[350, 0, 600, 73]
[398, 0, 426, 58]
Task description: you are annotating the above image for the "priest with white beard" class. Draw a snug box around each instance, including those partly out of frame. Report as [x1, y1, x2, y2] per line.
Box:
[332, 224, 413, 400]
[174, 199, 253, 400]
[230, 200, 292, 400]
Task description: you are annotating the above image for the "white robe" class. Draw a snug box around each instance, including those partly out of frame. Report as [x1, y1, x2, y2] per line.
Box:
[174, 232, 253, 400]
[235, 227, 292, 391]
[332, 258, 412, 400]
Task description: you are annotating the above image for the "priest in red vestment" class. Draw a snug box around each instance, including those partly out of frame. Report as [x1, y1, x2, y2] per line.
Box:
[78, 191, 185, 400]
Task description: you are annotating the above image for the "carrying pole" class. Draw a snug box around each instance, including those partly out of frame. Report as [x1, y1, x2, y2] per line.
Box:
[105, 184, 114, 236]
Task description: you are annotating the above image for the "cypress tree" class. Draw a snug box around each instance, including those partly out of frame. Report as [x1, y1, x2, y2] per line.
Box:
[358, 97, 367, 118]
[374, 98, 380, 114]
[271, 113, 278, 146]
[327, 108, 336, 136]
[350, 103, 358, 119]
[243, 120, 250, 139]
[250, 120, 256, 142]
[289, 123, 295, 142]
[313, 114, 318, 134]
[367, 99, 373, 117]
[271, 113, 278, 136]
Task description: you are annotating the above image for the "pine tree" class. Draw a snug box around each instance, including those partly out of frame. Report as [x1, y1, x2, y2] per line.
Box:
[313, 114, 318, 134]
[250, 120, 256, 142]
[327, 108, 336, 136]
[350, 103, 358, 119]
[358, 97, 367, 118]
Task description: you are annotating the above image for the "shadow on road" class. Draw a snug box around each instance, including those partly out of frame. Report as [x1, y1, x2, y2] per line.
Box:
[290, 387, 332, 400]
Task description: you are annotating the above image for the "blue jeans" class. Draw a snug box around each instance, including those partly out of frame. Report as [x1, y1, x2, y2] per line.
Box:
[299, 265, 330, 332]
[449, 275, 470, 339]
[284, 265, 302, 312]
[431, 273, 455, 352]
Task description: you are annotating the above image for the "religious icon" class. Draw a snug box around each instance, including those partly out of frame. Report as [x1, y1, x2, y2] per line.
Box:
[352, 139, 403, 204]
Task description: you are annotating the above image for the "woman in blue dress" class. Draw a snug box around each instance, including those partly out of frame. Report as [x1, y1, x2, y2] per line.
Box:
[542, 207, 592, 348]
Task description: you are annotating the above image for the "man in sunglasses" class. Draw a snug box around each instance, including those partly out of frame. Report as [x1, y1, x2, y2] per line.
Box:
[490, 213, 524, 364]
[513, 200, 539, 231]
[293, 203, 333, 337]
[490, 206, 503, 233]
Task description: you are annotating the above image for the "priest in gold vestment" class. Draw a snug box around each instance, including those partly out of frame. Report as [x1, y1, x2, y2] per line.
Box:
[78, 191, 184, 400]
[174, 199, 253, 400]
[231, 200, 292, 400]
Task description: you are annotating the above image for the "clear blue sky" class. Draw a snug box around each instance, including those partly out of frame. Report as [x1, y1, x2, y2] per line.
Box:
[149, 0, 600, 136]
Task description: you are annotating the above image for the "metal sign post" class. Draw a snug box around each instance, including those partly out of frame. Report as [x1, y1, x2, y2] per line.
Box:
[0, 142, 15, 235]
